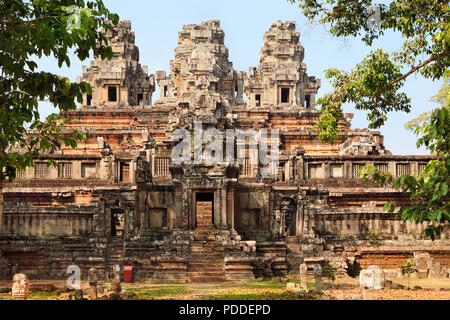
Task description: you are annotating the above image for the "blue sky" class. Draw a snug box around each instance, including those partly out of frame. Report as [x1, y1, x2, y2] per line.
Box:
[37, 0, 442, 155]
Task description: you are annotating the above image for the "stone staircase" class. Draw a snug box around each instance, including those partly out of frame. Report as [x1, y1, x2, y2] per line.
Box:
[106, 238, 124, 277]
[187, 229, 226, 283]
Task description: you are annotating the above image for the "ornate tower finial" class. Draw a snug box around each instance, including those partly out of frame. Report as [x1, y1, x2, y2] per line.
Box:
[78, 20, 155, 108]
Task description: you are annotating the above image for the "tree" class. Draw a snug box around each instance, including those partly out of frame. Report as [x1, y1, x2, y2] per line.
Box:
[288, 0, 449, 239]
[0, 0, 119, 232]
[399, 261, 418, 289]
[322, 263, 337, 284]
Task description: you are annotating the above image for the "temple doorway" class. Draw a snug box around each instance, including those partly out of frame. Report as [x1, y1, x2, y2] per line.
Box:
[195, 192, 214, 228]
[111, 209, 124, 237]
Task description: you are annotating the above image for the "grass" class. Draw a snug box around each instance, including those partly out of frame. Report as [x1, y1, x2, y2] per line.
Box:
[0, 277, 448, 300]
[121, 284, 187, 300]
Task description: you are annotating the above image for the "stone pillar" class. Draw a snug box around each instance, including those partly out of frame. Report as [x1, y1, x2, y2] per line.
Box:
[235, 78, 245, 105]
[12, 273, 29, 300]
[227, 186, 235, 229]
[220, 187, 227, 228]
[214, 190, 220, 229]
[174, 183, 184, 227]
[88, 268, 98, 300]
[299, 263, 308, 291]
[313, 264, 322, 292]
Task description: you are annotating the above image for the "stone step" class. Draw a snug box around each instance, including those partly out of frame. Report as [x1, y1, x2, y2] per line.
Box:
[189, 256, 223, 261]
[188, 268, 224, 273]
[188, 264, 225, 271]
[187, 276, 226, 283]
[188, 271, 226, 277]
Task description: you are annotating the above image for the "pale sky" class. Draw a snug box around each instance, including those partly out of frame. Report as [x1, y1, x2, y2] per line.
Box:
[37, 0, 442, 155]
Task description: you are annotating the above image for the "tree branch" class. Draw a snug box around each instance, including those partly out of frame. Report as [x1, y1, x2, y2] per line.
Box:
[371, 50, 450, 101]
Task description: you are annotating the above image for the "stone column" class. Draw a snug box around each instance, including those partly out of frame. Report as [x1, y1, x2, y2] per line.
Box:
[174, 183, 184, 227]
[299, 263, 308, 291]
[227, 185, 235, 229]
[313, 264, 323, 292]
[88, 268, 98, 300]
[221, 187, 227, 228]
[214, 189, 220, 229]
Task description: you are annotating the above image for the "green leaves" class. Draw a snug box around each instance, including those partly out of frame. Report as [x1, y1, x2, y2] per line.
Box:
[0, 0, 118, 182]
[289, 0, 449, 240]
[360, 102, 449, 240]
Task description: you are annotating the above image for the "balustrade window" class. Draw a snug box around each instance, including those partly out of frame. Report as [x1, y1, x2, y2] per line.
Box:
[352, 163, 366, 179]
[154, 157, 170, 176]
[418, 163, 427, 174]
[16, 169, 26, 179]
[34, 162, 49, 179]
[375, 163, 388, 172]
[58, 162, 73, 179]
[396, 163, 411, 177]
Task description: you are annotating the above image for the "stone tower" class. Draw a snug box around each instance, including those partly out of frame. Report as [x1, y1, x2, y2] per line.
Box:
[155, 20, 246, 117]
[78, 20, 155, 108]
[245, 20, 321, 109]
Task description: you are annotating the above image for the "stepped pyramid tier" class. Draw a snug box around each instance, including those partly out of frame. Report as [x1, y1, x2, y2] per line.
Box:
[77, 20, 155, 108]
[1, 20, 447, 284]
[245, 20, 321, 109]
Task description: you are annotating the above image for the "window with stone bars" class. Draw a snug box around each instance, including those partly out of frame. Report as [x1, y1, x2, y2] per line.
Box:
[418, 163, 427, 174]
[154, 157, 170, 176]
[375, 163, 389, 173]
[58, 162, 73, 179]
[242, 157, 251, 176]
[16, 169, 26, 179]
[352, 163, 366, 179]
[396, 163, 411, 177]
[34, 162, 49, 179]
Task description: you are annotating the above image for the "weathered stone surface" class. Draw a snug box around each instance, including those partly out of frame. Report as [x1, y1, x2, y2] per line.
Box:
[299, 263, 308, 291]
[359, 266, 383, 290]
[0, 19, 448, 285]
[88, 268, 98, 300]
[11, 273, 29, 300]
[313, 264, 322, 292]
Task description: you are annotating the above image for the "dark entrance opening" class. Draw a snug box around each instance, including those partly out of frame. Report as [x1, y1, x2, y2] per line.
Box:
[108, 86, 117, 102]
[111, 209, 124, 237]
[196, 192, 214, 202]
[255, 94, 261, 107]
[281, 88, 290, 103]
[305, 95, 311, 108]
[195, 192, 214, 226]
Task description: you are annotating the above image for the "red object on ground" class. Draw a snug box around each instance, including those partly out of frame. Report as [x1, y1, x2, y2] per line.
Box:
[123, 266, 133, 282]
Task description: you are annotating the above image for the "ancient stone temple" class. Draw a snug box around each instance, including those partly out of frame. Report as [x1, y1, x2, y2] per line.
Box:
[0, 20, 448, 283]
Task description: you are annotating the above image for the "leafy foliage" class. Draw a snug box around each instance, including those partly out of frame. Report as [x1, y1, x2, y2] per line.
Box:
[361, 99, 449, 240]
[289, 0, 449, 240]
[399, 261, 418, 288]
[0, 0, 119, 181]
[366, 231, 383, 247]
[322, 263, 337, 283]
[289, 0, 449, 138]
[399, 261, 418, 277]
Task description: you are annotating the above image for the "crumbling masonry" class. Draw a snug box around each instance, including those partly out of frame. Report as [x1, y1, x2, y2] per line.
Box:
[1, 20, 449, 282]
